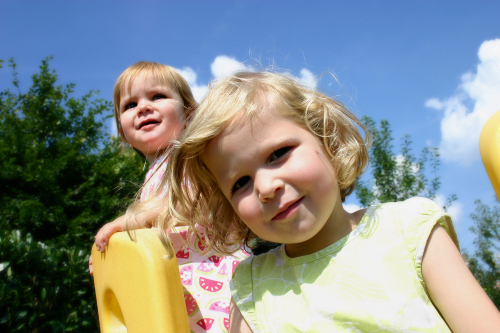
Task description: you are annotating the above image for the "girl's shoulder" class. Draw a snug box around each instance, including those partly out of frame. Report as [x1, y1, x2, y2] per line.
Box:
[371, 197, 454, 235]
[373, 197, 457, 238]
[373, 197, 460, 272]
[373, 196, 443, 216]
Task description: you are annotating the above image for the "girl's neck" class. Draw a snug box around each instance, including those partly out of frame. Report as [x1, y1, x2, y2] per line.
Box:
[285, 207, 367, 258]
[145, 148, 166, 164]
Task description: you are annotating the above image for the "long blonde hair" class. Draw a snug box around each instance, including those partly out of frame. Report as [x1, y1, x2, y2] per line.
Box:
[139, 71, 370, 256]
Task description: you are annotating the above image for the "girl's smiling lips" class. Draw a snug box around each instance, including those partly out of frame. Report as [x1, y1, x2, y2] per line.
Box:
[272, 197, 304, 221]
[138, 118, 160, 129]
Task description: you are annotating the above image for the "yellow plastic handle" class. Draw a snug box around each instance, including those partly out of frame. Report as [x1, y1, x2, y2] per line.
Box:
[92, 229, 190, 333]
[480, 110, 500, 199]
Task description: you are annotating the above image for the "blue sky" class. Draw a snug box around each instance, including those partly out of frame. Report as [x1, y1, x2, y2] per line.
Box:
[1, 0, 499, 252]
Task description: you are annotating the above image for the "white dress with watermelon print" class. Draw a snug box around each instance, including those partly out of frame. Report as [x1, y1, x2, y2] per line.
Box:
[142, 154, 251, 333]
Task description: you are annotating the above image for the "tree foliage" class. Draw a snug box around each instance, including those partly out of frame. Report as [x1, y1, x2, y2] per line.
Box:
[0, 58, 146, 331]
[467, 198, 500, 308]
[0, 230, 94, 332]
[356, 116, 445, 207]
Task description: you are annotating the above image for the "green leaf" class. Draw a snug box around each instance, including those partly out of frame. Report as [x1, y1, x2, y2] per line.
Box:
[0, 262, 9, 271]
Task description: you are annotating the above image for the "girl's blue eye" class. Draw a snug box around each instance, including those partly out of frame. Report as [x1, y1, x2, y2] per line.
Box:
[153, 94, 167, 100]
[124, 102, 136, 111]
[232, 176, 250, 194]
[269, 147, 291, 162]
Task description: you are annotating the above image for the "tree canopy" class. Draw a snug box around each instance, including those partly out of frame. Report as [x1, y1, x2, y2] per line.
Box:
[0, 58, 146, 331]
[467, 198, 500, 308]
[356, 116, 446, 207]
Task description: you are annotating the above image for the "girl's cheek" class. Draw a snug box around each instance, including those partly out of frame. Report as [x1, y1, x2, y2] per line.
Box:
[233, 197, 259, 225]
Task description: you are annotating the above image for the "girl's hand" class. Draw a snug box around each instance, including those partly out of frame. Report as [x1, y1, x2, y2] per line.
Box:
[94, 215, 127, 252]
[90, 210, 159, 276]
[94, 210, 159, 252]
[422, 225, 500, 332]
[89, 216, 126, 276]
[88, 254, 94, 275]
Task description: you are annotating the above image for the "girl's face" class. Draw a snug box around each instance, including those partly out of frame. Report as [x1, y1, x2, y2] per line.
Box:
[203, 106, 349, 257]
[120, 75, 185, 161]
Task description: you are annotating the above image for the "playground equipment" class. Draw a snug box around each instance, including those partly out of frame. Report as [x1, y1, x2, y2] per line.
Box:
[91, 229, 190, 333]
[480, 110, 500, 198]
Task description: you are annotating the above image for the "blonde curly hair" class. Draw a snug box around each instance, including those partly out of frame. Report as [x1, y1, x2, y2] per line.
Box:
[140, 71, 370, 256]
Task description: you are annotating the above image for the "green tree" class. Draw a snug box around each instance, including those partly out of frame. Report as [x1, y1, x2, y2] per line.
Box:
[0, 58, 146, 331]
[356, 116, 445, 207]
[467, 198, 500, 308]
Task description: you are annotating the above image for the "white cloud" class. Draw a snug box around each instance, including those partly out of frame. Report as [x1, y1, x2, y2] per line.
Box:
[425, 39, 500, 166]
[395, 154, 420, 175]
[343, 203, 362, 213]
[210, 55, 249, 79]
[110, 118, 118, 137]
[175, 55, 319, 104]
[298, 68, 317, 90]
[175, 66, 209, 103]
[435, 194, 463, 225]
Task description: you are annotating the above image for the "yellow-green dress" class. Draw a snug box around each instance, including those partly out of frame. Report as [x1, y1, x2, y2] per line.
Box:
[231, 197, 459, 332]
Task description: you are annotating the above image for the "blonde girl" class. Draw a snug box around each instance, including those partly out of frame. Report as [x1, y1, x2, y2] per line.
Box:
[160, 71, 500, 332]
[91, 61, 249, 333]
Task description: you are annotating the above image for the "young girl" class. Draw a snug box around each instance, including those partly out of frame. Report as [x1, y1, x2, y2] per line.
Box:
[159, 71, 500, 332]
[91, 61, 250, 333]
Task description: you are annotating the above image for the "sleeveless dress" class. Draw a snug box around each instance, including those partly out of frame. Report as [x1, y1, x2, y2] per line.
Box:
[231, 197, 459, 332]
[142, 154, 251, 332]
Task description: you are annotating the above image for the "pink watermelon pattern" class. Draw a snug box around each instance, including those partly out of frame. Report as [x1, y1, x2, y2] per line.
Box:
[220, 317, 230, 331]
[179, 265, 193, 286]
[196, 318, 214, 330]
[197, 277, 224, 294]
[208, 255, 222, 267]
[184, 293, 199, 317]
[172, 229, 250, 333]
[176, 248, 190, 259]
[217, 263, 228, 278]
[207, 299, 230, 315]
[232, 260, 240, 274]
[197, 239, 207, 252]
[178, 229, 188, 240]
[196, 261, 214, 274]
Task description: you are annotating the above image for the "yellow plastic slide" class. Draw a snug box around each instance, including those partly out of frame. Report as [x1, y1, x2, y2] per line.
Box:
[480, 110, 500, 199]
[91, 229, 189, 332]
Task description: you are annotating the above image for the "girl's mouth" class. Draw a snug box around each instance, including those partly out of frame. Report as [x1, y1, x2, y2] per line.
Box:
[272, 197, 304, 221]
[139, 120, 160, 129]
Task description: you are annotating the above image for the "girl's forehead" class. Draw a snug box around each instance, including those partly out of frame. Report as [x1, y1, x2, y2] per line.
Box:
[217, 107, 295, 142]
[121, 74, 171, 96]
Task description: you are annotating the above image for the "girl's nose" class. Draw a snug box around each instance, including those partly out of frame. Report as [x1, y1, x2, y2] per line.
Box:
[137, 100, 153, 114]
[256, 172, 284, 202]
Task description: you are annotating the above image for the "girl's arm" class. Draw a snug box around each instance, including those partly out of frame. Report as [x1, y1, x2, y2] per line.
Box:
[229, 298, 253, 333]
[422, 225, 500, 332]
[89, 210, 160, 275]
[94, 210, 159, 252]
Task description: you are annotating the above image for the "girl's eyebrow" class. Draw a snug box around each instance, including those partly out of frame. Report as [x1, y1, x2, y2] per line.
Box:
[221, 136, 298, 193]
[259, 136, 297, 152]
